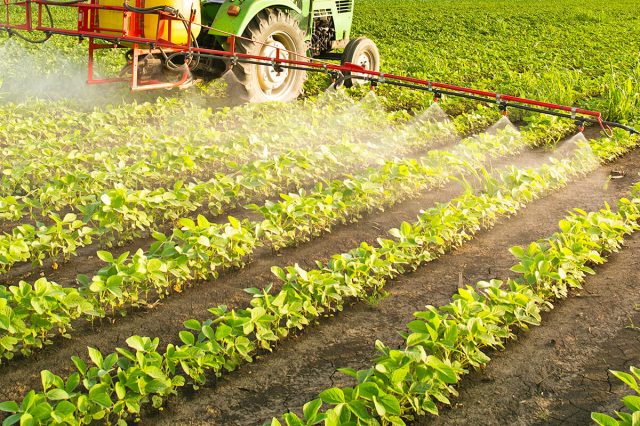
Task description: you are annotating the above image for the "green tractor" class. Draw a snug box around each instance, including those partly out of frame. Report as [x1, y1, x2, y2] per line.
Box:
[194, 0, 380, 102]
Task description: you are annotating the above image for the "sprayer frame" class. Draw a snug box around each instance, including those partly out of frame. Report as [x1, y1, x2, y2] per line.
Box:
[1, 0, 638, 135]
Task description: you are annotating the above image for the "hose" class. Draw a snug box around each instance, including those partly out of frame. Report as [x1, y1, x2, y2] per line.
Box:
[5, 1, 53, 43]
[123, 1, 178, 16]
[163, 12, 200, 71]
[41, 0, 88, 5]
[122, 2, 200, 71]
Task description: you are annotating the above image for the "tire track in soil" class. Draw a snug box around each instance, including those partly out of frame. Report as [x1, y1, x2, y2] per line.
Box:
[0, 141, 539, 402]
[139, 148, 640, 426]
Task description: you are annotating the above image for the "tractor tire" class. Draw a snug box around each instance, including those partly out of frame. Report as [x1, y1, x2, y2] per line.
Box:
[226, 9, 307, 103]
[341, 37, 380, 88]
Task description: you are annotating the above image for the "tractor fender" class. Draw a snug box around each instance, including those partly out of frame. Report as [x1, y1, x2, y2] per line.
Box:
[207, 0, 302, 38]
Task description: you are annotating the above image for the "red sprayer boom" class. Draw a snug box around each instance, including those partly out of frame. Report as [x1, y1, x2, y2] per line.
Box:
[1, 0, 637, 136]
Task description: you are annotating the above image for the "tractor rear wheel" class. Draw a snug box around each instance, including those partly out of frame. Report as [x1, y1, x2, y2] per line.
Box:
[226, 9, 307, 103]
[341, 37, 380, 88]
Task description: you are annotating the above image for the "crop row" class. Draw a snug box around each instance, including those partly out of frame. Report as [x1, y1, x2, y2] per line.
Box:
[0, 106, 504, 275]
[1, 93, 465, 222]
[0, 92, 500, 209]
[0, 92, 388, 164]
[0, 131, 631, 425]
[0, 90, 397, 154]
[0, 124, 527, 361]
[270, 179, 640, 426]
[0, 97, 500, 228]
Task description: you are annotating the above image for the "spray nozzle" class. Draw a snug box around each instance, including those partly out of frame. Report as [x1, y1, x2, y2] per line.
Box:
[433, 91, 442, 103]
[575, 120, 586, 133]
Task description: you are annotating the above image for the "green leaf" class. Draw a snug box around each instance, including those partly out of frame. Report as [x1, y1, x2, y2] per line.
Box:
[337, 368, 357, 379]
[46, 389, 70, 401]
[183, 319, 201, 331]
[373, 396, 386, 417]
[282, 413, 305, 426]
[319, 388, 345, 404]
[106, 275, 123, 297]
[391, 367, 408, 385]
[302, 398, 323, 422]
[100, 194, 111, 206]
[196, 215, 210, 228]
[88, 384, 113, 408]
[53, 400, 76, 418]
[347, 400, 372, 421]
[96, 251, 114, 263]
[400, 221, 412, 237]
[126, 336, 146, 352]
[65, 373, 80, 394]
[115, 382, 126, 400]
[378, 394, 401, 416]
[40, 371, 56, 391]
[178, 218, 196, 229]
[71, 356, 87, 375]
[355, 382, 380, 400]
[76, 274, 90, 287]
[87, 347, 103, 367]
[228, 216, 240, 229]
[2, 413, 22, 426]
[0, 401, 20, 413]
[271, 266, 287, 281]
[508, 245, 525, 258]
[202, 325, 215, 341]
[558, 219, 572, 233]
[324, 407, 341, 426]
[611, 371, 639, 392]
[147, 258, 163, 273]
[196, 236, 210, 247]
[591, 412, 620, 426]
[214, 323, 232, 340]
[622, 395, 640, 412]
[179, 331, 195, 346]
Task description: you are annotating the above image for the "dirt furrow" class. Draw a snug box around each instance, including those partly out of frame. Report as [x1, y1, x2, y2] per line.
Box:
[139, 148, 640, 426]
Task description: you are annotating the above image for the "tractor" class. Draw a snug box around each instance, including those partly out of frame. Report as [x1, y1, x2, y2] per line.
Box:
[192, 0, 380, 102]
[93, 0, 380, 101]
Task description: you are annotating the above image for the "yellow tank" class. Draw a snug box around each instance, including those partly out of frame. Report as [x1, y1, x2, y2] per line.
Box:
[98, 0, 201, 46]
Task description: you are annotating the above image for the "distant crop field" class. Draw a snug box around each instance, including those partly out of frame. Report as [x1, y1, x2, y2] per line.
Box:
[351, 0, 640, 117]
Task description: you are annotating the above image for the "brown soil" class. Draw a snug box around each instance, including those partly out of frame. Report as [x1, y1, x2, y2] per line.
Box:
[1, 136, 637, 426]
